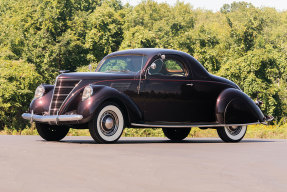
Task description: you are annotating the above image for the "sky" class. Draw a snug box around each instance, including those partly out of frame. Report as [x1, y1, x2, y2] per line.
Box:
[121, 0, 287, 12]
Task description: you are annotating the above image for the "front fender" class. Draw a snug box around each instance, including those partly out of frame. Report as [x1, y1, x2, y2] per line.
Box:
[216, 88, 265, 124]
[28, 85, 54, 115]
[77, 85, 142, 125]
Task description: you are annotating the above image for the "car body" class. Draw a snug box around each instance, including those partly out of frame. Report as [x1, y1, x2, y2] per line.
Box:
[22, 48, 272, 143]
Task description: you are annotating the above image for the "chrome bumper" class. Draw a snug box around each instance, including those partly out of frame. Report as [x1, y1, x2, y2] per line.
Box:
[261, 115, 274, 125]
[22, 113, 83, 123]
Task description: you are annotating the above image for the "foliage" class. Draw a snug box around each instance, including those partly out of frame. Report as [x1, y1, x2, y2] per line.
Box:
[0, 0, 287, 130]
[0, 59, 42, 129]
[85, 1, 124, 63]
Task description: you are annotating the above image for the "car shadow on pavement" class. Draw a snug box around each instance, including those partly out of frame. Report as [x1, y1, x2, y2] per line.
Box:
[57, 138, 277, 144]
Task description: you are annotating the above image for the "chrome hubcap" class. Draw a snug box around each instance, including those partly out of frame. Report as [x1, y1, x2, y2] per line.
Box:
[100, 110, 119, 136]
[104, 117, 114, 130]
[226, 126, 242, 136]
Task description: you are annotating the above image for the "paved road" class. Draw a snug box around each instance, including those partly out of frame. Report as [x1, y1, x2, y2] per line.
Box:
[0, 135, 286, 192]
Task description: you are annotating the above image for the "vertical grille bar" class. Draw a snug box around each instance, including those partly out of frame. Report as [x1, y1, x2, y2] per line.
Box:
[49, 79, 80, 115]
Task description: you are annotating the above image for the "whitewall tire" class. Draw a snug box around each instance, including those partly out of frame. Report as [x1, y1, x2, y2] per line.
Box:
[89, 102, 124, 143]
[217, 125, 247, 142]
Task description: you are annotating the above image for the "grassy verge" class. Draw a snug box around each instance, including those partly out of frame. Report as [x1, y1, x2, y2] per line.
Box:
[1, 124, 287, 139]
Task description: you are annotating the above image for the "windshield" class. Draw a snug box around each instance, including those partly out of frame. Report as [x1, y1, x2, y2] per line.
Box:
[97, 55, 148, 73]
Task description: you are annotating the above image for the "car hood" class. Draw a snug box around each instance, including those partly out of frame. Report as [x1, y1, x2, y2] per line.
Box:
[210, 74, 241, 90]
[58, 72, 136, 80]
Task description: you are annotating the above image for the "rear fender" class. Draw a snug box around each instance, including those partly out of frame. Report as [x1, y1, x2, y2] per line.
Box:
[216, 88, 265, 124]
[77, 85, 142, 125]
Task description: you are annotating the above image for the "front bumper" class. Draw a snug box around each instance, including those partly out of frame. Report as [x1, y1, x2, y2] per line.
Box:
[22, 113, 83, 123]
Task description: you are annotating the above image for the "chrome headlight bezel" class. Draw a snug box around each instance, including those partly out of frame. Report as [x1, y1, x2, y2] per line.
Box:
[34, 85, 45, 100]
[82, 85, 93, 101]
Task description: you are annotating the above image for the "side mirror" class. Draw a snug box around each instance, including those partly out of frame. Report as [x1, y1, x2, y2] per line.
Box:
[145, 63, 157, 79]
[150, 63, 156, 70]
[148, 63, 157, 75]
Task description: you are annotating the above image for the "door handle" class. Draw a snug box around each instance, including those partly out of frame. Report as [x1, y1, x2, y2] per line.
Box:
[186, 83, 194, 87]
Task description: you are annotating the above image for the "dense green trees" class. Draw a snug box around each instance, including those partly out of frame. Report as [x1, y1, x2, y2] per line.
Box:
[0, 0, 286, 129]
[0, 59, 42, 129]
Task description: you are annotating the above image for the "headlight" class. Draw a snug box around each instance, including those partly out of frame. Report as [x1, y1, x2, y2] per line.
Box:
[82, 85, 93, 101]
[34, 85, 45, 99]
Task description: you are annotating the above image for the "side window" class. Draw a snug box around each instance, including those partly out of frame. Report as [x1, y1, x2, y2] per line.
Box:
[149, 58, 186, 77]
[164, 59, 185, 76]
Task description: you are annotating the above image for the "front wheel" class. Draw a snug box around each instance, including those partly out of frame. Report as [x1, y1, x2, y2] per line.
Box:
[217, 125, 247, 142]
[89, 102, 125, 144]
[36, 123, 70, 141]
[162, 128, 191, 141]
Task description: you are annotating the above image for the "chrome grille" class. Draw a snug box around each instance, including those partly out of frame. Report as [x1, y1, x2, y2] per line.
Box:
[49, 79, 80, 115]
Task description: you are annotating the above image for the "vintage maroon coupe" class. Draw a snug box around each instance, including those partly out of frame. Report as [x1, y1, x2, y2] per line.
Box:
[22, 48, 272, 143]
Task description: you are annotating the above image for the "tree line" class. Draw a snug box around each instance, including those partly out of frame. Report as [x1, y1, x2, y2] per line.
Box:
[0, 0, 286, 129]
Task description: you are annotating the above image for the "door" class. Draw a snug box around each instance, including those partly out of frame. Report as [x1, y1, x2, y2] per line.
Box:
[140, 55, 199, 123]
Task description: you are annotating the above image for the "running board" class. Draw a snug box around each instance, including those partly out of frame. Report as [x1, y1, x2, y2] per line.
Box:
[131, 122, 260, 128]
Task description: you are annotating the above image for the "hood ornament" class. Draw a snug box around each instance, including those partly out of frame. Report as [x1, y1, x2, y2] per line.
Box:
[59, 70, 70, 74]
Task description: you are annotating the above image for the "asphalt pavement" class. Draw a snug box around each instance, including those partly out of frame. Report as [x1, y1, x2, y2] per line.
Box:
[0, 135, 286, 192]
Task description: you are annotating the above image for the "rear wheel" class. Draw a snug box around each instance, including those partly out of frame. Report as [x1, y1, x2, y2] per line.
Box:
[89, 102, 125, 144]
[162, 128, 191, 141]
[36, 123, 69, 141]
[217, 125, 247, 142]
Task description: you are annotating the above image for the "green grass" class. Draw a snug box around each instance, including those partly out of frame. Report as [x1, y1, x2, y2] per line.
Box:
[1, 123, 287, 139]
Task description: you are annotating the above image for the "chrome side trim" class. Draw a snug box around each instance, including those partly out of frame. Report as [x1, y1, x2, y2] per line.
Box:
[130, 122, 260, 128]
[56, 79, 81, 81]
[22, 113, 83, 122]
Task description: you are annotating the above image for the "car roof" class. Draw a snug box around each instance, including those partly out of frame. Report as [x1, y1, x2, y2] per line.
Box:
[104, 48, 210, 79]
[107, 48, 189, 57]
